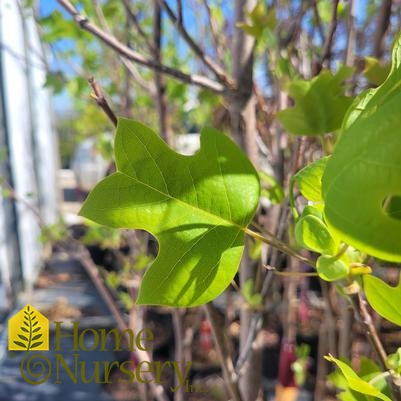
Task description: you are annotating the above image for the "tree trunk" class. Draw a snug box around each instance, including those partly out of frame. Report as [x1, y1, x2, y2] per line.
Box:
[228, 1, 260, 400]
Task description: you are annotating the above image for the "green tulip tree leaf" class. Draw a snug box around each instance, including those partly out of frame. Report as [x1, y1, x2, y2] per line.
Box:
[316, 255, 349, 282]
[363, 274, 401, 326]
[325, 355, 391, 401]
[329, 356, 390, 401]
[278, 66, 354, 135]
[323, 33, 401, 262]
[363, 57, 391, 86]
[80, 118, 260, 307]
[295, 214, 338, 255]
[292, 156, 330, 203]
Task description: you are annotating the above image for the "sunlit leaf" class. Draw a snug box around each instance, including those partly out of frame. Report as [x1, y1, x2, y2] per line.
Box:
[363, 274, 401, 326]
[295, 214, 337, 255]
[80, 118, 259, 307]
[316, 255, 349, 282]
[323, 33, 401, 262]
[325, 355, 391, 401]
[278, 66, 354, 135]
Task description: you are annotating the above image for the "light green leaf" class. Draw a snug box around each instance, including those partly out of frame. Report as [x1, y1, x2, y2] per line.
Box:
[363, 274, 401, 326]
[259, 171, 284, 204]
[242, 279, 262, 307]
[292, 156, 330, 202]
[278, 66, 354, 135]
[325, 355, 391, 401]
[80, 118, 260, 307]
[343, 33, 401, 129]
[316, 255, 349, 282]
[237, 2, 276, 39]
[295, 215, 337, 254]
[363, 57, 391, 86]
[329, 357, 389, 401]
[323, 33, 401, 262]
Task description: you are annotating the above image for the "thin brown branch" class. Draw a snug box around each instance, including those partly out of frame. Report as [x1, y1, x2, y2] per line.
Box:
[320, 0, 340, 69]
[373, 0, 392, 59]
[74, 242, 170, 401]
[121, 0, 155, 52]
[91, 0, 155, 96]
[157, 0, 232, 86]
[201, 0, 225, 64]
[153, 0, 172, 144]
[311, 0, 325, 46]
[176, 0, 183, 24]
[204, 303, 243, 401]
[344, 0, 357, 67]
[0, 178, 44, 227]
[88, 77, 118, 127]
[57, 0, 226, 93]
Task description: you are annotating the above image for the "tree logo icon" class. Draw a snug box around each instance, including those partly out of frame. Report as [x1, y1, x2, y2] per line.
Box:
[8, 304, 49, 351]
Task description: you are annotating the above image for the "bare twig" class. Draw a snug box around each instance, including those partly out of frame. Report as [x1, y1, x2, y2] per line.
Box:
[88, 77, 118, 127]
[0, 178, 44, 227]
[57, 0, 226, 93]
[373, 0, 392, 59]
[320, 0, 340, 69]
[311, 0, 325, 46]
[91, 0, 155, 94]
[344, 0, 357, 67]
[75, 242, 170, 401]
[204, 303, 243, 401]
[153, 1, 172, 144]
[157, 0, 232, 86]
[201, 0, 225, 64]
[121, 0, 155, 52]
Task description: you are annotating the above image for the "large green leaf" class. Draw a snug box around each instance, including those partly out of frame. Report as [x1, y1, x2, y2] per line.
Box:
[363, 275, 401, 326]
[322, 33, 401, 262]
[80, 118, 260, 307]
[278, 66, 354, 135]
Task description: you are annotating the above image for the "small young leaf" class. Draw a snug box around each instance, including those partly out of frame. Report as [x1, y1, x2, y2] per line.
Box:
[13, 341, 27, 349]
[259, 171, 284, 204]
[18, 334, 28, 342]
[363, 57, 390, 86]
[363, 275, 401, 326]
[32, 327, 40, 333]
[325, 355, 391, 401]
[316, 255, 349, 282]
[30, 342, 43, 349]
[292, 157, 329, 202]
[295, 215, 337, 254]
[278, 66, 354, 135]
[21, 327, 29, 333]
[32, 321, 38, 327]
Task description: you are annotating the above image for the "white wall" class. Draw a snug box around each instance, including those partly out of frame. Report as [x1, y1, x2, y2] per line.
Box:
[0, 0, 58, 298]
